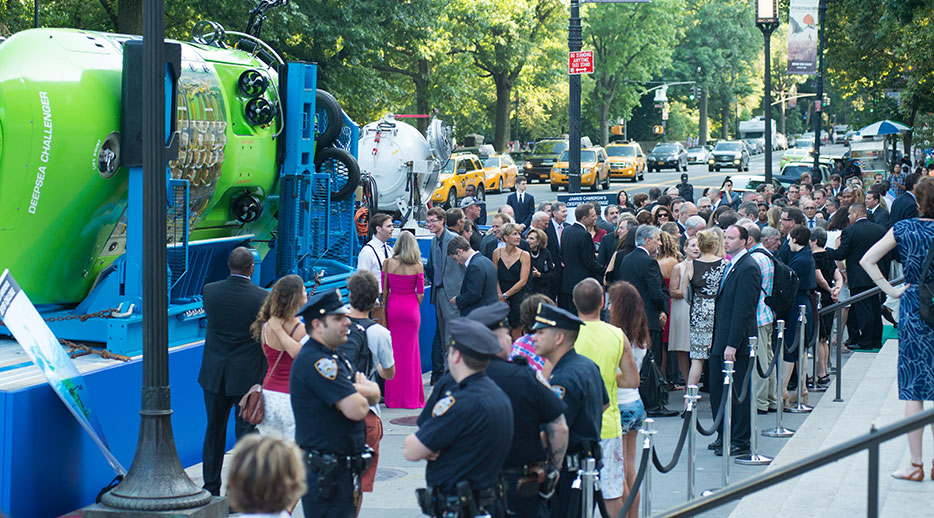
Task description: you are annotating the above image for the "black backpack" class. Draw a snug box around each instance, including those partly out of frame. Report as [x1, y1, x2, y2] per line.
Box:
[752, 248, 799, 316]
[339, 317, 376, 378]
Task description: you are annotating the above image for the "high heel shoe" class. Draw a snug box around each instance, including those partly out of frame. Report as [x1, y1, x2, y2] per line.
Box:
[891, 462, 924, 481]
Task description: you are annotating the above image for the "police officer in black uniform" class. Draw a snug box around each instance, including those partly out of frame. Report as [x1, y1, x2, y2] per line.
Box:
[404, 318, 514, 518]
[530, 303, 607, 518]
[290, 289, 381, 517]
[421, 303, 569, 518]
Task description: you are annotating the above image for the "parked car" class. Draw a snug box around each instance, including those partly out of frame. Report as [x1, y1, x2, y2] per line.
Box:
[605, 142, 645, 182]
[549, 147, 610, 191]
[480, 153, 518, 193]
[647, 142, 688, 172]
[730, 174, 782, 195]
[522, 138, 568, 183]
[744, 138, 763, 155]
[709, 141, 749, 172]
[687, 145, 712, 166]
[431, 152, 486, 209]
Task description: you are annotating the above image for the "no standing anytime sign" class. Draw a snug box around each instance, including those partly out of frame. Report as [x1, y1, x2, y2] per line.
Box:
[568, 50, 594, 75]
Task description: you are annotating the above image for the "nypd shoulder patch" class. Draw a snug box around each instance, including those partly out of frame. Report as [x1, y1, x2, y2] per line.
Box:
[432, 395, 456, 417]
[551, 385, 566, 400]
[315, 358, 338, 380]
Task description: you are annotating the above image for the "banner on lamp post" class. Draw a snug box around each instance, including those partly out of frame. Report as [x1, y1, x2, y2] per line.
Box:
[787, 0, 818, 74]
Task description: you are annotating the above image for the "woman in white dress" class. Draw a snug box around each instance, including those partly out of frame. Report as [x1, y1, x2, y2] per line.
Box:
[670, 236, 699, 412]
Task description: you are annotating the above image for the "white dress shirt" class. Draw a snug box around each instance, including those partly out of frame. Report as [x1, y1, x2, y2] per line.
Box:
[358, 236, 392, 289]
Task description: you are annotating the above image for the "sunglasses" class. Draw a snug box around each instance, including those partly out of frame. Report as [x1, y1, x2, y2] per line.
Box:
[657, 213, 670, 218]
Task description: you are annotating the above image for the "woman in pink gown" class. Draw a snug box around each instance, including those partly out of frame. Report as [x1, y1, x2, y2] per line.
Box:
[382, 231, 426, 408]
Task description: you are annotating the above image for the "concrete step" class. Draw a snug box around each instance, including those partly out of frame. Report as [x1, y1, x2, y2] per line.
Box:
[728, 339, 933, 518]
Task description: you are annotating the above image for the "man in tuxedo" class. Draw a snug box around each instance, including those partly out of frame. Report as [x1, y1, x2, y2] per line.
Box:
[866, 191, 890, 228]
[889, 172, 921, 225]
[558, 204, 605, 312]
[198, 246, 268, 495]
[427, 207, 466, 381]
[506, 175, 535, 228]
[448, 236, 499, 316]
[709, 225, 761, 456]
[832, 203, 889, 350]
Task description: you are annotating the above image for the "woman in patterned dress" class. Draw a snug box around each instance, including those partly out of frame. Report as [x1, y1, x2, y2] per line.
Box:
[686, 230, 726, 391]
[861, 176, 934, 481]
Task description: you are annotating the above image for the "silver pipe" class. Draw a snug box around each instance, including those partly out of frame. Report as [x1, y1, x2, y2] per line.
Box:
[722, 360, 734, 486]
[787, 305, 813, 413]
[641, 418, 656, 518]
[763, 320, 795, 437]
[685, 385, 699, 500]
[737, 337, 772, 465]
[581, 457, 596, 518]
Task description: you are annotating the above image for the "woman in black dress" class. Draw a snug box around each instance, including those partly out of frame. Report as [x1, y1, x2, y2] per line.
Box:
[783, 225, 817, 405]
[810, 226, 841, 385]
[525, 228, 555, 299]
[493, 223, 531, 339]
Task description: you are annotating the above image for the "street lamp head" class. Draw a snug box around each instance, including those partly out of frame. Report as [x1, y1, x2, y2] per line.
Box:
[756, 0, 778, 23]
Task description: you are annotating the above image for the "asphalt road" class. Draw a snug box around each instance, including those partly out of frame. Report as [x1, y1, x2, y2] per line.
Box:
[482, 144, 848, 212]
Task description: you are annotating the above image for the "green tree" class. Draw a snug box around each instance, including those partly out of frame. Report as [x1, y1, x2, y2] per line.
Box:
[583, 0, 683, 145]
[448, 0, 564, 151]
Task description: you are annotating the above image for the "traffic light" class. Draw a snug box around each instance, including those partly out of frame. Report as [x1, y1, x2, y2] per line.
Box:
[689, 85, 696, 101]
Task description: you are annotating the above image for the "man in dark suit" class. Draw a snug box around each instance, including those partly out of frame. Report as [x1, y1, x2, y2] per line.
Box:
[546, 202, 567, 297]
[889, 172, 921, 225]
[559, 204, 604, 312]
[198, 246, 269, 495]
[427, 207, 465, 382]
[448, 236, 498, 316]
[709, 225, 761, 456]
[832, 203, 889, 350]
[506, 175, 535, 228]
[616, 226, 672, 416]
[866, 191, 890, 228]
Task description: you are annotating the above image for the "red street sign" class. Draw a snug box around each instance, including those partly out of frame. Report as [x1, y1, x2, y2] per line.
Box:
[569, 51, 594, 75]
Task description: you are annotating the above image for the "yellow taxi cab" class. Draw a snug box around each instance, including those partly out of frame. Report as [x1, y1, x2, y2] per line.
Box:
[431, 153, 486, 209]
[480, 153, 519, 193]
[605, 142, 645, 182]
[549, 147, 610, 192]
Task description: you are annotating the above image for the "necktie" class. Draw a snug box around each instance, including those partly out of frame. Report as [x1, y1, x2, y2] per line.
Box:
[808, 219, 814, 229]
[434, 239, 444, 286]
[720, 260, 733, 291]
[384, 243, 391, 259]
[557, 223, 564, 245]
[519, 193, 523, 204]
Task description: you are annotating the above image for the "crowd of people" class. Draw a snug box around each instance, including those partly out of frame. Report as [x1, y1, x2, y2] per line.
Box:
[195, 159, 934, 516]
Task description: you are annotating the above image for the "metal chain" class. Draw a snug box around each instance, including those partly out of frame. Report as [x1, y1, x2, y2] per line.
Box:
[44, 308, 120, 323]
[59, 339, 131, 362]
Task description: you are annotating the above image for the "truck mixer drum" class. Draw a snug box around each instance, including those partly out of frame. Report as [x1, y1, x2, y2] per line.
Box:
[238, 69, 268, 97]
[245, 97, 276, 126]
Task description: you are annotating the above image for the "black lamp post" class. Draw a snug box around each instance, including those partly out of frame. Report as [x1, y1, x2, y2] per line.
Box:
[568, 0, 583, 193]
[812, 0, 827, 179]
[756, 0, 779, 183]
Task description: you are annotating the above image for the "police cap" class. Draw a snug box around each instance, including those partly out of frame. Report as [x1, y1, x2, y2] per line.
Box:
[295, 288, 351, 319]
[466, 302, 510, 330]
[530, 302, 582, 332]
[448, 318, 501, 358]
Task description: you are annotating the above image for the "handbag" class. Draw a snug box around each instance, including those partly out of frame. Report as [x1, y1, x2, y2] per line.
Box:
[638, 349, 669, 410]
[918, 237, 934, 326]
[238, 332, 286, 425]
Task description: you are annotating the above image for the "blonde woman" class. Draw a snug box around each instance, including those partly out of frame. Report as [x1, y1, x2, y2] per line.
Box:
[382, 231, 426, 408]
[493, 222, 531, 339]
[670, 236, 699, 409]
[656, 231, 682, 383]
[226, 434, 306, 515]
[250, 274, 307, 439]
[687, 230, 726, 390]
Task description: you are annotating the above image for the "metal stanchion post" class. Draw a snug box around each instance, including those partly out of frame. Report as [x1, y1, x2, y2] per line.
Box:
[737, 337, 773, 465]
[812, 300, 826, 393]
[703, 361, 733, 496]
[640, 418, 656, 518]
[786, 305, 813, 413]
[685, 385, 700, 501]
[581, 457, 596, 518]
[763, 319, 795, 437]
[834, 307, 844, 402]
